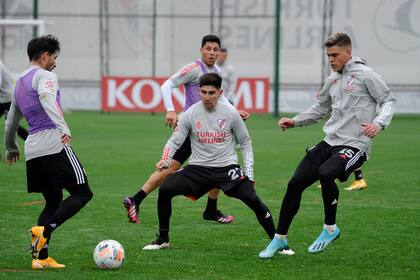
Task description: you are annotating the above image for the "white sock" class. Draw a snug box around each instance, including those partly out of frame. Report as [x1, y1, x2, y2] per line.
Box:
[275, 233, 287, 240]
[324, 224, 337, 234]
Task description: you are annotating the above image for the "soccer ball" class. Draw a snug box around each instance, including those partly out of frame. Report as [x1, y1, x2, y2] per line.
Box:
[93, 240, 125, 269]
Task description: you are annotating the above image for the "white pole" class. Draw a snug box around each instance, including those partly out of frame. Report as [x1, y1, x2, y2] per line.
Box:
[0, 19, 48, 36]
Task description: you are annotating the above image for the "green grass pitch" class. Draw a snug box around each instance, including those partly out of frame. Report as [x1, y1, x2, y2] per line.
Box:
[1, 112, 419, 279]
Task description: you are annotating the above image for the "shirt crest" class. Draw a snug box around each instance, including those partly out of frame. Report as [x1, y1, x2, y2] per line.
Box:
[217, 119, 227, 129]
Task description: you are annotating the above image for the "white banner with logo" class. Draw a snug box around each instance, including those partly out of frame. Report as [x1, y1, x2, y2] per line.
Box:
[60, 78, 420, 114]
[101, 76, 270, 113]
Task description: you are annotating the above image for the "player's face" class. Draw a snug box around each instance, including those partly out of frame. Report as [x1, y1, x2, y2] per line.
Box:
[200, 85, 222, 110]
[200, 42, 220, 67]
[326, 45, 351, 73]
[41, 51, 58, 71]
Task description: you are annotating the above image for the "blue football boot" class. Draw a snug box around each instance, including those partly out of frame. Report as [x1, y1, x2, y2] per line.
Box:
[308, 227, 340, 253]
[259, 237, 294, 259]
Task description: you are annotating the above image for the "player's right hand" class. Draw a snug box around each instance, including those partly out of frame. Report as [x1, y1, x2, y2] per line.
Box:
[165, 111, 178, 128]
[6, 152, 19, 166]
[238, 110, 250, 121]
[156, 159, 170, 171]
[278, 118, 295, 131]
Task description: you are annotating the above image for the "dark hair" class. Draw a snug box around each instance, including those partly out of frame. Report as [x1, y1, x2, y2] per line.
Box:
[27, 34, 60, 61]
[220, 48, 227, 53]
[324, 32, 352, 48]
[201, 34, 221, 48]
[199, 73, 222, 89]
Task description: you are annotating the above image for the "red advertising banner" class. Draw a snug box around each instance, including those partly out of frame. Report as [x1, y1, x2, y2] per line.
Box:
[101, 76, 269, 113]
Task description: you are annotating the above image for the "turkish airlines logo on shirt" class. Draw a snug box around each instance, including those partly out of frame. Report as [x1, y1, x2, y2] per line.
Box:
[217, 119, 227, 129]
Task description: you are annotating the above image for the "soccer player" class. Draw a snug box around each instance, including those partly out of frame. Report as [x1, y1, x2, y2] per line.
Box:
[216, 48, 237, 104]
[4, 35, 93, 269]
[123, 35, 249, 224]
[259, 32, 396, 258]
[143, 73, 275, 249]
[0, 60, 28, 141]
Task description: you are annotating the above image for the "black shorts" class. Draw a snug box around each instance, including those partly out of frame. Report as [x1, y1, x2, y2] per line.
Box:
[306, 141, 366, 182]
[172, 137, 192, 164]
[26, 146, 88, 193]
[177, 164, 248, 198]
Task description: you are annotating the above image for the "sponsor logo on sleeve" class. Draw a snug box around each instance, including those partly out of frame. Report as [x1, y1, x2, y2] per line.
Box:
[46, 80, 55, 91]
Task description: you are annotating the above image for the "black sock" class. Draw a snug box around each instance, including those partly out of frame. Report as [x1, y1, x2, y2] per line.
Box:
[38, 248, 48, 260]
[158, 229, 169, 242]
[205, 197, 217, 212]
[37, 238, 50, 260]
[354, 169, 363, 180]
[133, 189, 147, 206]
[43, 224, 56, 239]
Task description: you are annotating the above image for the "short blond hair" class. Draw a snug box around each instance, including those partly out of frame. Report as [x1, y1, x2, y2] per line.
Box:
[324, 32, 352, 48]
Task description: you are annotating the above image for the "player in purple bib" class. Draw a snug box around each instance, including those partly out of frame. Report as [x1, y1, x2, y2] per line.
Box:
[4, 35, 93, 269]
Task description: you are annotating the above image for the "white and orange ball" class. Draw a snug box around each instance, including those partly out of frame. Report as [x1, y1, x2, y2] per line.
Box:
[93, 240, 125, 269]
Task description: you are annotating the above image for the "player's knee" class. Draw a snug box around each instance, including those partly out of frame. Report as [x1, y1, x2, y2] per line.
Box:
[157, 165, 178, 180]
[43, 191, 63, 213]
[165, 168, 177, 177]
[244, 191, 259, 204]
[79, 183, 93, 206]
[85, 187, 93, 203]
[318, 166, 335, 182]
[237, 183, 260, 205]
[159, 180, 174, 197]
[287, 177, 305, 194]
[167, 162, 181, 175]
[44, 201, 61, 214]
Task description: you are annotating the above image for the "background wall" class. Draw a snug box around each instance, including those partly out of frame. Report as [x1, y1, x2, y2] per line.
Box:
[1, 0, 419, 112]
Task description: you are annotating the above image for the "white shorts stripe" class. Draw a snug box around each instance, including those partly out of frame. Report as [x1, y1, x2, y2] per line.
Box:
[345, 151, 364, 171]
[64, 147, 82, 184]
[67, 146, 85, 184]
[64, 146, 85, 184]
[345, 151, 363, 171]
[64, 147, 81, 184]
[68, 147, 85, 184]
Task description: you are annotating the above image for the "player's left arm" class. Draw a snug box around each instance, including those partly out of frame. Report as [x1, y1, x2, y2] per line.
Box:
[231, 109, 254, 181]
[37, 71, 71, 144]
[363, 71, 396, 137]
